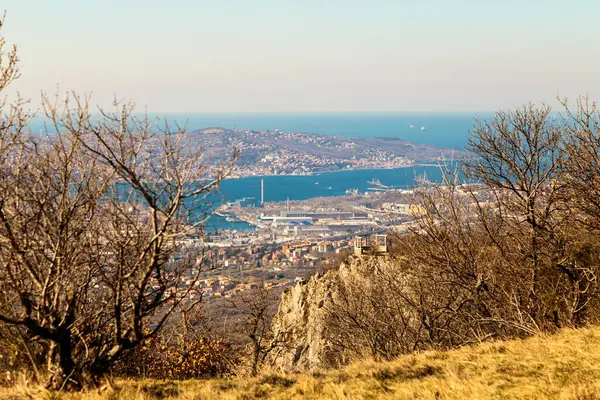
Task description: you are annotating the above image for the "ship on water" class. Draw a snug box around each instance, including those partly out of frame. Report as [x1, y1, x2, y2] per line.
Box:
[367, 178, 390, 187]
[367, 178, 392, 190]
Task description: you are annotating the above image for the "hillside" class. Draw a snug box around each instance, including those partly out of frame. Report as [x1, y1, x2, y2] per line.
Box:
[6, 325, 600, 399]
[185, 128, 462, 176]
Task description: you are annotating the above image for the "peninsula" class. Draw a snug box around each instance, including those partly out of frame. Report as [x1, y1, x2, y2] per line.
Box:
[186, 128, 463, 176]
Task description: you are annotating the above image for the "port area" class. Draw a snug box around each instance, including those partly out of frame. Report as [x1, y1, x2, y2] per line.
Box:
[209, 187, 420, 247]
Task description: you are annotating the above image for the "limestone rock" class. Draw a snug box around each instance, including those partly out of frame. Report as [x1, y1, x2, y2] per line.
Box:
[268, 255, 391, 371]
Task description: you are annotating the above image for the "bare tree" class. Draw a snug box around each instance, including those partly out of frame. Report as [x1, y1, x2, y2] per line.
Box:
[311, 104, 600, 369]
[0, 19, 239, 388]
[562, 97, 600, 230]
[227, 285, 279, 376]
[464, 105, 573, 325]
[466, 104, 566, 230]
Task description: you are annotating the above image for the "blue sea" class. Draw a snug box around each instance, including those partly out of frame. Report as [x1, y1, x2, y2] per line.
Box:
[149, 112, 479, 231]
[29, 112, 485, 150]
[29, 113, 479, 231]
[207, 164, 449, 231]
[155, 112, 486, 150]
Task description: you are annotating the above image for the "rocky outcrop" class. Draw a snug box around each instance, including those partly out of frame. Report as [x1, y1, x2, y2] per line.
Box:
[266, 270, 336, 371]
[268, 255, 392, 372]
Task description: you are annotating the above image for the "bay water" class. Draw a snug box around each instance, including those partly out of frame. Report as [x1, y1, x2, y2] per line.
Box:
[29, 113, 477, 231]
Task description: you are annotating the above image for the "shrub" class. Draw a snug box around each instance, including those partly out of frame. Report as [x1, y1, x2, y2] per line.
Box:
[113, 334, 233, 379]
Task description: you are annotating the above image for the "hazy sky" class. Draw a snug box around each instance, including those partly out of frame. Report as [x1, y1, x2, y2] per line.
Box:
[2, 0, 599, 112]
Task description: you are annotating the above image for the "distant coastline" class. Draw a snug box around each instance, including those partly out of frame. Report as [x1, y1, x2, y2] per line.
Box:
[224, 160, 452, 180]
[156, 112, 477, 149]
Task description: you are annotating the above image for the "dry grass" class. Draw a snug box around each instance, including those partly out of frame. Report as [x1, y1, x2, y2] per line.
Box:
[4, 326, 600, 399]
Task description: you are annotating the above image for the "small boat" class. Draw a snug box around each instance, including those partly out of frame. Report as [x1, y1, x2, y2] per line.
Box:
[409, 125, 415, 129]
[315, 181, 319, 185]
[327, 186, 332, 190]
[420, 126, 426, 131]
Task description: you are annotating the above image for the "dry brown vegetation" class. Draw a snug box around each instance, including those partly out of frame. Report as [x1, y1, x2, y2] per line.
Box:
[5, 6, 600, 397]
[0, 17, 238, 389]
[3, 325, 600, 399]
[311, 101, 600, 368]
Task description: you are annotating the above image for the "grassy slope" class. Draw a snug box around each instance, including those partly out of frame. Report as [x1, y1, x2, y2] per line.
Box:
[5, 326, 600, 400]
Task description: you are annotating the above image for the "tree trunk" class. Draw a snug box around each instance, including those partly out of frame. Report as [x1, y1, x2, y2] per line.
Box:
[46, 328, 81, 390]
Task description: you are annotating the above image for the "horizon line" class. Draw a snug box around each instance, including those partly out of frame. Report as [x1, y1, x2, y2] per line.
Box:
[136, 110, 495, 115]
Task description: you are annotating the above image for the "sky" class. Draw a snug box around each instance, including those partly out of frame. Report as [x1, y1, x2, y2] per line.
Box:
[2, 0, 600, 113]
